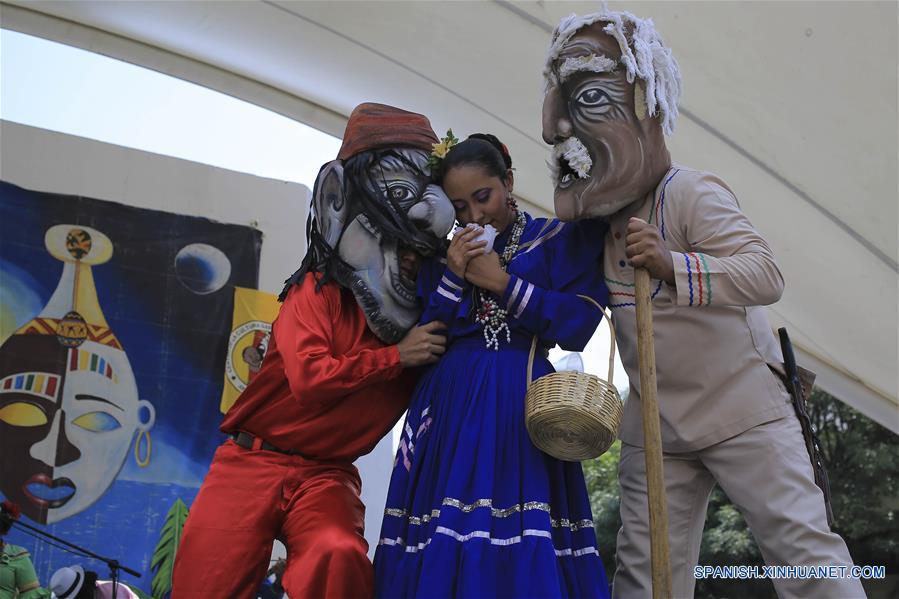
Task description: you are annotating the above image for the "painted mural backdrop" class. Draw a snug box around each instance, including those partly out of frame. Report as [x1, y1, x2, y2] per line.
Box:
[0, 181, 261, 593]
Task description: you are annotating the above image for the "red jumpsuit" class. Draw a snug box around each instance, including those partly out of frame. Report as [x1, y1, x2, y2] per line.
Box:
[172, 273, 414, 598]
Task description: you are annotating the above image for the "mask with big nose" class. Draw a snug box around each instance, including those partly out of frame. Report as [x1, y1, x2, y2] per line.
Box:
[280, 103, 456, 343]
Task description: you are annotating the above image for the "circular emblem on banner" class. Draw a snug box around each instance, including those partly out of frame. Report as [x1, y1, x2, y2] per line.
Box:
[225, 320, 272, 393]
[57, 311, 88, 347]
[66, 228, 93, 260]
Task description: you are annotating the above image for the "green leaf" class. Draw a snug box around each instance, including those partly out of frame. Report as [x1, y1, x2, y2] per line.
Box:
[150, 498, 189, 599]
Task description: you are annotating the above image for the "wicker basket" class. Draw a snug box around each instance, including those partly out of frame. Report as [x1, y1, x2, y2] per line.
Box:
[525, 295, 623, 461]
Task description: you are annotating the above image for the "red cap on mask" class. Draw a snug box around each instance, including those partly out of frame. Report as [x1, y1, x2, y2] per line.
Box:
[337, 103, 438, 161]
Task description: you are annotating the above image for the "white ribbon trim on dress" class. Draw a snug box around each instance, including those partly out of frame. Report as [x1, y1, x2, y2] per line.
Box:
[379, 526, 599, 557]
[517, 220, 566, 255]
[384, 497, 594, 531]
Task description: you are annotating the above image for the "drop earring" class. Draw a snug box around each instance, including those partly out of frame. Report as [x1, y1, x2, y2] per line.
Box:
[134, 429, 152, 467]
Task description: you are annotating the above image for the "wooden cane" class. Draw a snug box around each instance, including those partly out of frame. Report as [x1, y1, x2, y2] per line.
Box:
[634, 267, 673, 599]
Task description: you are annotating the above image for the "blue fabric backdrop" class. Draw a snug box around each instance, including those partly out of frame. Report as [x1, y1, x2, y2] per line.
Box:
[0, 181, 261, 594]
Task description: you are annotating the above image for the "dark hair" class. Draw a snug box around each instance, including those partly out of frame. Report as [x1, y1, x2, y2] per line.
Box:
[0, 501, 20, 536]
[436, 133, 513, 184]
[75, 571, 98, 599]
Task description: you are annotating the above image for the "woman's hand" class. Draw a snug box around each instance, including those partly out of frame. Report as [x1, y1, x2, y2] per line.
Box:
[447, 225, 487, 278]
[465, 251, 510, 295]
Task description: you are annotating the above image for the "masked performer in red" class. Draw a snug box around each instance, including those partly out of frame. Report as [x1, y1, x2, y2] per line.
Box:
[171, 103, 455, 599]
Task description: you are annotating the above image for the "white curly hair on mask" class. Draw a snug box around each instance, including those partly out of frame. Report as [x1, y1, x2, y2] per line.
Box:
[543, 8, 682, 135]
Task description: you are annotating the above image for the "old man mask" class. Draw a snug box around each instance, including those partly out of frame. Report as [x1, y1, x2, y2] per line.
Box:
[543, 10, 681, 219]
[281, 103, 455, 344]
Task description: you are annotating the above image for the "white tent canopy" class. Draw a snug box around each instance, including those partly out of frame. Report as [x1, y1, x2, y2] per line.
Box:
[2, 0, 896, 431]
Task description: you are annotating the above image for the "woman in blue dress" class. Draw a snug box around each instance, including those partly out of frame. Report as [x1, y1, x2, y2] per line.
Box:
[374, 134, 610, 598]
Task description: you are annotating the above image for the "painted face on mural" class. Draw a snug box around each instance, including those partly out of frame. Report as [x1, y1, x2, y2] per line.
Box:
[0, 224, 156, 524]
[314, 148, 455, 343]
[0, 334, 154, 524]
[542, 22, 671, 219]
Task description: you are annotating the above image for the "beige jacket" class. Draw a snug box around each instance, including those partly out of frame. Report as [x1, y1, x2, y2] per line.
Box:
[604, 164, 793, 452]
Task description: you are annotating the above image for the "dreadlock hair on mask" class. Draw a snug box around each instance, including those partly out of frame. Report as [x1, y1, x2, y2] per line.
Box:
[279, 148, 445, 302]
[435, 134, 514, 186]
[344, 149, 440, 255]
[278, 161, 346, 301]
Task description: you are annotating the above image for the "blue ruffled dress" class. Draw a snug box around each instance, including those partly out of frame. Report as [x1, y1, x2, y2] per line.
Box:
[374, 214, 611, 598]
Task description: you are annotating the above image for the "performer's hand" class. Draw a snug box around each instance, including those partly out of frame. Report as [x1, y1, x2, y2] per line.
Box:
[397, 321, 447, 367]
[625, 218, 675, 285]
[465, 251, 510, 295]
[447, 225, 488, 278]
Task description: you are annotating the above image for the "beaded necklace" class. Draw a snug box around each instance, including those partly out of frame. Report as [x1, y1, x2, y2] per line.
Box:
[474, 209, 527, 350]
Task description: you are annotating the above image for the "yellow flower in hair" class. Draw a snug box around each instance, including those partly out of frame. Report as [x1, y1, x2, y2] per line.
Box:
[432, 140, 452, 159]
[427, 129, 460, 171]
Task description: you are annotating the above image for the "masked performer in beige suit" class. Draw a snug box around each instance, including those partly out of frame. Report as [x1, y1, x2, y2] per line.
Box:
[542, 9, 865, 599]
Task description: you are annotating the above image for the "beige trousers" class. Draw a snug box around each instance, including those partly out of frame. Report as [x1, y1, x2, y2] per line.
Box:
[612, 414, 866, 599]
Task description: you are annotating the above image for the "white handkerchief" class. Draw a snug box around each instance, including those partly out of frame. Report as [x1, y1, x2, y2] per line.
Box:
[452, 224, 498, 254]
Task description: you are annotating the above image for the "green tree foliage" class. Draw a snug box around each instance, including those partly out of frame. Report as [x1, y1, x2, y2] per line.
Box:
[583, 439, 622, 576]
[809, 389, 898, 567]
[695, 489, 770, 597]
[584, 389, 898, 598]
[150, 498, 189, 599]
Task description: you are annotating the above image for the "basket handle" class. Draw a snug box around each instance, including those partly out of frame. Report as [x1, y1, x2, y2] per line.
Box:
[526, 294, 617, 390]
[577, 294, 617, 384]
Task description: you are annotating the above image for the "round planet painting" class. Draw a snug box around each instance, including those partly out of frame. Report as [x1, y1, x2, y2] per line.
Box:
[174, 243, 231, 295]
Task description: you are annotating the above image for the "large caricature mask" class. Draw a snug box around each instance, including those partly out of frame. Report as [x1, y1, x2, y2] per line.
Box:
[542, 11, 681, 219]
[0, 225, 154, 524]
[287, 103, 455, 344]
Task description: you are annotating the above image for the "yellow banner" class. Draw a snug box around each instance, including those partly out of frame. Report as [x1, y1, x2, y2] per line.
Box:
[221, 286, 280, 414]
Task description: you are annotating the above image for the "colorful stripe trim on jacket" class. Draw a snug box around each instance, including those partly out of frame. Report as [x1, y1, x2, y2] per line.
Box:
[647, 168, 679, 241]
[607, 169, 679, 308]
[698, 252, 712, 305]
[607, 279, 663, 308]
[683, 253, 695, 305]
[683, 251, 712, 306]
